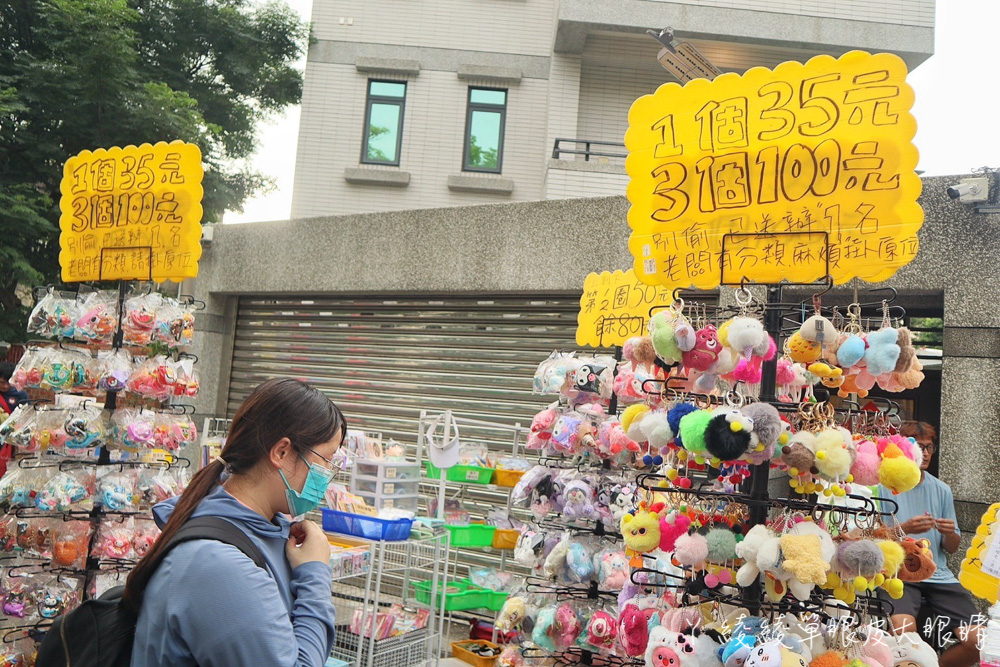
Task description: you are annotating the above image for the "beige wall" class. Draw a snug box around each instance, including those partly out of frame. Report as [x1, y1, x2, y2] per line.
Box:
[291, 65, 551, 217]
[640, 0, 934, 28]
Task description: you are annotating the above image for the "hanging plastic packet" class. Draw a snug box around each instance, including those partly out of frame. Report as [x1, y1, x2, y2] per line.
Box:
[0, 514, 16, 553]
[51, 521, 92, 569]
[128, 355, 176, 400]
[1, 467, 40, 508]
[27, 289, 78, 339]
[0, 404, 33, 447]
[2, 571, 35, 619]
[63, 403, 106, 453]
[41, 347, 74, 393]
[123, 291, 163, 346]
[153, 297, 196, 348]
[32, 573, 81, 620]
[96, 468, 136, 512]
[66, 347, 99, 394]
[112, 407, 156, 451]
[96, 348, 132, 395]
[16, 516, 52, 558]
[95, 517, 136, 561]
[132, 518, 160, 558]
[35, 408, 69, 455]
[172, 357, 199, 398]
[8, 347, 45, 390]
[136, 465, 179, 509]
[8, 409, 40, 453]
[35, 468, 94, 512]
[75, 290, 119, 345]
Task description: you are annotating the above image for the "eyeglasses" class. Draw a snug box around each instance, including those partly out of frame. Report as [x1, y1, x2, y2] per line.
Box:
[918, 443, 935, 452]
[305, 447, 346, 475]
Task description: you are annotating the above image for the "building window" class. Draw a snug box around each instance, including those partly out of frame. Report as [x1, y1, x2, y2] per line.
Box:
[361, 80, 406, 166]
[463, 87, 507, 173]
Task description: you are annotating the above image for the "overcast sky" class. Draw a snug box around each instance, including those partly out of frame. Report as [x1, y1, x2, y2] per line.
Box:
[226, 0, 1000, 223]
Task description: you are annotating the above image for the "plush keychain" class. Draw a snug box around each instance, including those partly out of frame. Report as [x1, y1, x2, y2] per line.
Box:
[514, 528, 547, 569]
[532, 606, 558, 651]
[621, 502, 663, 566]
[553, 603, 581, 649]
[496, 596, 527, 632]
[703, 408, 754, 462]
[596, 549, 630, 590]
[562, 480, 596, 520]
[659, 512, 692, 553]
[584, 610, 618, 652]
[619, 604, 650, 657]
[566, 541, 595, 582]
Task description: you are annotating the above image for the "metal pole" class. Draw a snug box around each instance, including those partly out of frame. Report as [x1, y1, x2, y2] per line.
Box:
[742, 284, 782, 613]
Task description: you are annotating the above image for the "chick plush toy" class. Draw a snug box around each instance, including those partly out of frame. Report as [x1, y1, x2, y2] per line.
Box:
[622, 502, 664, 566]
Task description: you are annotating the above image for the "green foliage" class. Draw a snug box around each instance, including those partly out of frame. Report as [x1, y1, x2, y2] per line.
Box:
[468, 134, 498, 170]
[0, 0, 309, 341]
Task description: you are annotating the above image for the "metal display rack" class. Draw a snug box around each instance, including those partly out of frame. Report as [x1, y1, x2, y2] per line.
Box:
[329, 529, 449, 667]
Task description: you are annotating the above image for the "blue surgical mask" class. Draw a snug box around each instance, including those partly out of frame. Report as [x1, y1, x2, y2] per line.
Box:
[279, 453, 335, 518]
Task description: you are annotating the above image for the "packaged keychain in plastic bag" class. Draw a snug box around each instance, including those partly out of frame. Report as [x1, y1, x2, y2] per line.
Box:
[111, 408, 156, 451]
[136, 466, 179, 509]
[172, 358, 199, 397]
[75, 290, 119, 345]
[128, 355, 176, 400]
[123, 292, 162, 346]
[2, 571, 35, 619]
[32, 574, 81, 620]
[0, 514, 17, 553]
[153, 298, 196, 348]
[63, 404, 106, 453]
[8, 347, 45, 390]
[96, 468, 136, 512]
[51, 521, 92, 569]
[27, 290, 78, 339]
[35, 468, 94, 512]
[95, 518, 135, 561]
[97, 348, 133, 394]
[15, 516, 52, 558]
[34, 408, 69, 455]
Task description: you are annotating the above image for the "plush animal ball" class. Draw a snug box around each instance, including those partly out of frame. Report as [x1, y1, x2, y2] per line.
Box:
[674, 533, 709, 567]
[813, 429, 853, 480]
[837, 540, 884, 579]
[619, 604, 650, 657]
[877, 539, 906, 577]
[742, 402, 782, 449]
[897, 538, 936, 582]
[625, 336, 657, 370]
[706, 528, 738, 563]
[810, 651, 848, 667]
[724, 317, 768, 357]
[850, 440, 881, 486]
[799, 315, 837, 346]
[639, 410, 674, 450]
[650, 311, 683, 365]
[683, 326, 723, 372]
[864, 328, 902, 376]
[622, 509, 662, 556]
[667, 403, 698, 447]
[780, 534, 829, 585]
[622, 404, 651, 443]
[878, 453, 921, 495]
[678, 409, 713, 454]
[660, 513, 692, 553]
[836, 334, 866, 369]
[704, 409, 753, 461]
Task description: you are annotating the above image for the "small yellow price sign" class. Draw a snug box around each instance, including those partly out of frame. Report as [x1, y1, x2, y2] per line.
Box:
[577, 269, 674, 347]
[626, 51, 923, 288]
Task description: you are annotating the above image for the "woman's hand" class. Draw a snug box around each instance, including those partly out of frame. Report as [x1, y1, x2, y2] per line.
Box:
[286, 520, 331, 569]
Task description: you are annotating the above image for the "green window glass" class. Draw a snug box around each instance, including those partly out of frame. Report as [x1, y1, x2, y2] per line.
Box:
[463, 87, 507, 173]
[362, 80, 406, 165]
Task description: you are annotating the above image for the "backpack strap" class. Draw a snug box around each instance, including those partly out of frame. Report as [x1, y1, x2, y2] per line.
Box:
[165, 516, 267, 570]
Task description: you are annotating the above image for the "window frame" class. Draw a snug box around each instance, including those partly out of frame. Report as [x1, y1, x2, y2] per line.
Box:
[360, 79, 407, 167]
[462, 86, 507, 174]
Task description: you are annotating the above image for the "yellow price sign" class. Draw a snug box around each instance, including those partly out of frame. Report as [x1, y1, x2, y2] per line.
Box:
[577, 269, 674, 347]
[626, 51, 922, 288]
[59, 141, 205, 283]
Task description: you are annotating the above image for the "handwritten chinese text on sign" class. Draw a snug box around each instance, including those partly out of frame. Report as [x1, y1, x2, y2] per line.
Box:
[577, 269, 674, 347]
[59, 141, 204, 283]
[625, 51, 923, 289]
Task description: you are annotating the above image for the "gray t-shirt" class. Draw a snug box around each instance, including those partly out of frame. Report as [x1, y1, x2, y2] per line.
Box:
[878, 472, 960, 584]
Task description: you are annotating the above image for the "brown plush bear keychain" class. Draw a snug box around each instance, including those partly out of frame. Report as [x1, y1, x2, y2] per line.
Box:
[896, 537, 936, 582]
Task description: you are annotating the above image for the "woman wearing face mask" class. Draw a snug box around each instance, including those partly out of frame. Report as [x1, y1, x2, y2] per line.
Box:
[126, 378, 347, 667]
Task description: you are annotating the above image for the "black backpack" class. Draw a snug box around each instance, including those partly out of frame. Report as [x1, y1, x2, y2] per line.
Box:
[36, 516, 267, 667]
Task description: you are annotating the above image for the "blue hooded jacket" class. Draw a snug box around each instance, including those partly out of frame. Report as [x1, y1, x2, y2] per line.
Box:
[131, 485, 336, 666]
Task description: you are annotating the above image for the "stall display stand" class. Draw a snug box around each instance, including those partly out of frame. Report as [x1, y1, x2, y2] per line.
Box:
[414, 411, 530, 656]
[0, 279, 201, 655]
[329, 529, 449, 667]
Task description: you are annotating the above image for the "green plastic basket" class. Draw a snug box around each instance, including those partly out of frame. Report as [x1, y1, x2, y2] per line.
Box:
[413, 578, 492, 612]
[425, 461, 493, 485]
[444, 523, 497, 548]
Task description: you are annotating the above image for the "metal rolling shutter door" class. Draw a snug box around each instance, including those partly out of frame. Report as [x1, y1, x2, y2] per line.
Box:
[228, 294, 586, 579]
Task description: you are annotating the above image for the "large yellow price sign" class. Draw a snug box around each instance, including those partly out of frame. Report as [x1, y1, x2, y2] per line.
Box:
[626, 51, 922, 289]
[59, 141, 204, 283]
[577, 269, 674, 347]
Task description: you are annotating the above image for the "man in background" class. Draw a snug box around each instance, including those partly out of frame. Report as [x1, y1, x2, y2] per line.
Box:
[880, 421, 982, 667]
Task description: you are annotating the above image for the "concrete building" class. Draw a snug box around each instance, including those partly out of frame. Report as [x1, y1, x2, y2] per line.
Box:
[290, 0, 934, 216]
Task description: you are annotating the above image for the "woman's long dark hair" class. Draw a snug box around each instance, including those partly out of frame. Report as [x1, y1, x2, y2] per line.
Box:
[122, 378, 347, 613]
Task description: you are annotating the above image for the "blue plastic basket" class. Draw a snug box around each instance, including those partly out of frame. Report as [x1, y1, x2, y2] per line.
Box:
[321, 508, 413, 541]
